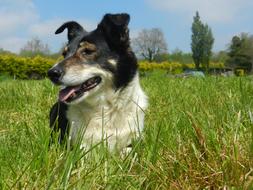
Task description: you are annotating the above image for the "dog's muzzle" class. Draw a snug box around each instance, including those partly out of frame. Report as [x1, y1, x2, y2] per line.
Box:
[47, 66, 64, 84]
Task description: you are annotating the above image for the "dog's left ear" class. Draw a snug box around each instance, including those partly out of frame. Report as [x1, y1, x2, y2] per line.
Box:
[55, 21, 86, 42]
[98, 13, 130, 52]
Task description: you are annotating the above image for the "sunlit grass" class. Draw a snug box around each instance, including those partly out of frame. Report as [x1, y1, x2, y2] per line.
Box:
[0, 71, 252, 189]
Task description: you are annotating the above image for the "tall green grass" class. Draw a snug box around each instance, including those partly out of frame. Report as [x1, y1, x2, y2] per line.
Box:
[0, 71, 252, 189]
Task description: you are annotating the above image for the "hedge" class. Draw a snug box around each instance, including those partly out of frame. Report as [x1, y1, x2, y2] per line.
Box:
[0, 55, 56, 79]
[138, 61, 225, 74]
[0, 54, 225, 79]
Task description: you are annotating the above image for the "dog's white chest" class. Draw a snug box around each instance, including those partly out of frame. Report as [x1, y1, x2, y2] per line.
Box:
[66, 77, 148, 150]
[67, 102, 144, 150]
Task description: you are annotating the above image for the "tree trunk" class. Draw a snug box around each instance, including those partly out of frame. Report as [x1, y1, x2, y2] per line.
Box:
[195, 61, 200, 70]
[148, 49, 153, 62]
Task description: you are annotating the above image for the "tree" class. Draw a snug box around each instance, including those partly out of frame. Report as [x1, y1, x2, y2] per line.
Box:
[132, 28, 167, 62]
[0, 48, 15, 55]
[212, 51, 229, 63]
[202, 24, 214, 71]
[153, 53, 169, 62]
[191, 12, 214, 71]
[226, 33, 253, 73]
[191, 12, 202, 70]
[20, 37, 50, 57]
[169, 48, 193, 64]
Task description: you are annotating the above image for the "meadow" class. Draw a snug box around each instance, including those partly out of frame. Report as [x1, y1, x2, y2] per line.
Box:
[0, 71, 253, 189]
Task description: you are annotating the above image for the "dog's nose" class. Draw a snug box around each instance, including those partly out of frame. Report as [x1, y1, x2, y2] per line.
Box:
[47, 67, 63, 84]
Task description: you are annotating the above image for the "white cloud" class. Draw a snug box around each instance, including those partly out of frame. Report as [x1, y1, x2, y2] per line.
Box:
[147, 0, 253, 23]
[0, 0, 39, 52]
[29, 19, 66, 38]
[29, 19, 96, 38]
[0, 0, 38, 35]
[0, 11, 37, 34]
[0, 0, 97, 53]
[27, 18, 97, 53]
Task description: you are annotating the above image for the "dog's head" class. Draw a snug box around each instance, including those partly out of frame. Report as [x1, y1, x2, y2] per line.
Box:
[48, 13, 137, 104]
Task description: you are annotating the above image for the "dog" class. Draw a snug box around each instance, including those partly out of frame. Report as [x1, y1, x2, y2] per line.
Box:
[47, 13, 148, 152]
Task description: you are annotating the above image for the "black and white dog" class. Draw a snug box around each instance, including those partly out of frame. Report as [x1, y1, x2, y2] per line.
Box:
[48, 13, 148, 151]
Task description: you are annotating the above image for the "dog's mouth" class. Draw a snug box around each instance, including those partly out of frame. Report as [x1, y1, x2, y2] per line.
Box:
[59, 76, 102, 103]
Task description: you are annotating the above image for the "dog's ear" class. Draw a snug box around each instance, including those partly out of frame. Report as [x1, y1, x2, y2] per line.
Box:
[98, 13, 130, 52]
[55, 21, 86, 41]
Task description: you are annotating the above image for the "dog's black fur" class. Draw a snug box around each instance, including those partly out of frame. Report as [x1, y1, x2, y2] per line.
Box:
[48, 13, 138, 144]
[49, 101, 69, 143]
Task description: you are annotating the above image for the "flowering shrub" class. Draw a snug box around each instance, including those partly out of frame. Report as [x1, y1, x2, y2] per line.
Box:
[0, 54, 225, 79]
[0, 55, 55, 79]
[138, 61, 224, 74]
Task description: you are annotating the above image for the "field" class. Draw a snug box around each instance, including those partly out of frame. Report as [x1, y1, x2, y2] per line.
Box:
[0, 71, 253, 189]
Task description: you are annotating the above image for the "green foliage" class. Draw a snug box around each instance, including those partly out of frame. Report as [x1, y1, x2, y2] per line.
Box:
[202, 24, 214, 71]
[139, 61, 190, 74]
[0, 48, 15, 55]
[0, 73, 13, 81]
[212, 51, 229, 63]
[191, 12, 203, 69]
[235, 69, 245, 76]
[138, 61, 224, 74]
[169, 49, 193, 64]
[149, 50, 194, 64]
[0, 55, 55, 79]
[153, 53, 170, 62]
[191, 12, 214, 71]
[0, 74, 252, 189]
[0, 53, 226, 80]
[226, 33, 253, 73]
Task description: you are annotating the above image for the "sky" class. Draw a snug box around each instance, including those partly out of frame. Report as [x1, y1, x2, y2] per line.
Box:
[1, 0, 253, 54]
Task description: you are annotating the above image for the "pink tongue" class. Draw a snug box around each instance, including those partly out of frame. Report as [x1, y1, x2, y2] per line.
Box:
[59, 86, 80, 102]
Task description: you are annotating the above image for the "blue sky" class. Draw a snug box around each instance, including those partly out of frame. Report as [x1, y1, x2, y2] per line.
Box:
[1, 0, 253, 53]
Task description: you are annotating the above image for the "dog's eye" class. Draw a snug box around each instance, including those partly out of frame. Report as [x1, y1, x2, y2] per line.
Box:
[82, 48, 95, 56]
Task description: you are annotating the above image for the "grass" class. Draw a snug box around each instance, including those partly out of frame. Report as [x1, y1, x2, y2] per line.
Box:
[0, 71, 253, 189]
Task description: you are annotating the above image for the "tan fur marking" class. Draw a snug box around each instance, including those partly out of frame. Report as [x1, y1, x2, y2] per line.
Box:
[79, 41, 96, 51]
[78, 41, 97, 60]
[107, 59, 117, 66]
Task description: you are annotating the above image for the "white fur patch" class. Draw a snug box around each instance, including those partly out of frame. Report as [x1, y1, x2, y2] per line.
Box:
[66, 73, 148, 151]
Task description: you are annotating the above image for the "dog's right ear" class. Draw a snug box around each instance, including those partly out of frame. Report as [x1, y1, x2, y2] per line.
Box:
[98, 13, 130, 52]
[55, 21, 86, 41]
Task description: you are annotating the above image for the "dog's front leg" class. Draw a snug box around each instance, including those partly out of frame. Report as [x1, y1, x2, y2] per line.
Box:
[49, 101, 69, 144]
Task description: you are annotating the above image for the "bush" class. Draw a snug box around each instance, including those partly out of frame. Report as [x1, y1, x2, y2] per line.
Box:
[138, 61, 186, 74]
[0, 55, 55, 79]
[0, 54, 226, 80]
[138, 61, 225, 74]
[235, 69, 244, 76]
